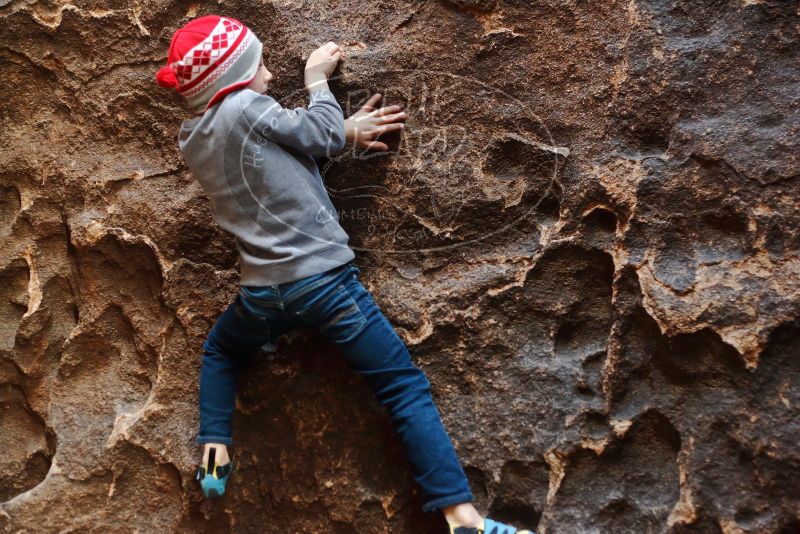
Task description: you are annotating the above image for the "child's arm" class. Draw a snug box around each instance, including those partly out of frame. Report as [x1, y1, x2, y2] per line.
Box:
[241, 89, 346, 158]
[240, 43, 346, 158]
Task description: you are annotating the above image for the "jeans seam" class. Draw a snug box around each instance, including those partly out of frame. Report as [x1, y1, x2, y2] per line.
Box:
[283, 264, 351, 307]
[238, 289, 283, 309]
[421, 491, 475, 513]
[196, 435, 233, 445]
[328, 284, 368, 343]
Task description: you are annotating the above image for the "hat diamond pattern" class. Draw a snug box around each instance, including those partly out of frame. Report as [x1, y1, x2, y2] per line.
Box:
[158, 14, 261, 113]
[171, 18, 245, 86]
[181, 31, 254, 98]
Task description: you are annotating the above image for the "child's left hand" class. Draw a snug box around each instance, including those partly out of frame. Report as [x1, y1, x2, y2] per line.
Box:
[344, 93, 407, 151]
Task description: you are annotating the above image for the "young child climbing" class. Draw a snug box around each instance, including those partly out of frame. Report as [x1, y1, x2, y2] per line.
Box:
[155, 14, 534, 534]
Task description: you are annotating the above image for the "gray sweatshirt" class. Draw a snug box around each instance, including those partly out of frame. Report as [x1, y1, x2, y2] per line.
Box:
[177, 87, 355, 286]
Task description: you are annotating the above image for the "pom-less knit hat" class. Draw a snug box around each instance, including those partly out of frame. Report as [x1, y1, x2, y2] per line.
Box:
[155, 15, 263, 115]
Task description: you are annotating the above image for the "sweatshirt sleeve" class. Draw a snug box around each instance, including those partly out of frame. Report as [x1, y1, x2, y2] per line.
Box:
[240, 88, 346, 158]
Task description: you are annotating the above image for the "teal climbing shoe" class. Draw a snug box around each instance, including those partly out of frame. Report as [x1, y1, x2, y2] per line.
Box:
[195, 447, 234, 498]
[449, 517, 535, 534]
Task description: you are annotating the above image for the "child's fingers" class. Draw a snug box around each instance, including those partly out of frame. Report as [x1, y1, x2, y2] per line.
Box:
[364, 113, 405, 128]
[368, 123, 404, 137]
[373, 105, 404, 117]
[312, 42, 339, 59]
[377, 111, 407, 123]
[361, 140, 389, 151]
[382, 123, 405, 132]
[360, 103, 399, 120]
[363, 95, 381, 110]
[327, 43, 341, 57]
[354, 106, 382, 121]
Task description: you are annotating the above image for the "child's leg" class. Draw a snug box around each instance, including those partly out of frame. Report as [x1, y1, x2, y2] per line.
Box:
[197, 325, 242, 451]
[197, 293, 287, 456]
[343, 301, 475, 513]
[287, 267, 475, 513]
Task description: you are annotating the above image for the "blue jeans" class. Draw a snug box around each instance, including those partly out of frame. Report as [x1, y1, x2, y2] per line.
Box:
[197, 260, 475, 513]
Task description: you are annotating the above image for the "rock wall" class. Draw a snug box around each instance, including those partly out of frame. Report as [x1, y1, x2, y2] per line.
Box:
[1, 0, 798, 532]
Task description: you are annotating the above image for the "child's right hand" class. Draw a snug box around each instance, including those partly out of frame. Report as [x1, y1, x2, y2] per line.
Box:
[344, 93, 407, 152]
[304, 42, 342, 89]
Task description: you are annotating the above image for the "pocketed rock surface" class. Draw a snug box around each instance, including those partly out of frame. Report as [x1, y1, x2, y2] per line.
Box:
[1, 1, 798, 533]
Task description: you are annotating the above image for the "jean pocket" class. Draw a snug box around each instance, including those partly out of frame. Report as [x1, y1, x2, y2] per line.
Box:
[296, 283, 367, 344]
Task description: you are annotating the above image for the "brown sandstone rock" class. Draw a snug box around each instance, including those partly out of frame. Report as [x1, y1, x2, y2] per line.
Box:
[1, 0, 797, 532]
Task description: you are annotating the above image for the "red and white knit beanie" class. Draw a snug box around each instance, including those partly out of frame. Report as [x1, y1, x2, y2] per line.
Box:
[155, 15, 263, 115]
